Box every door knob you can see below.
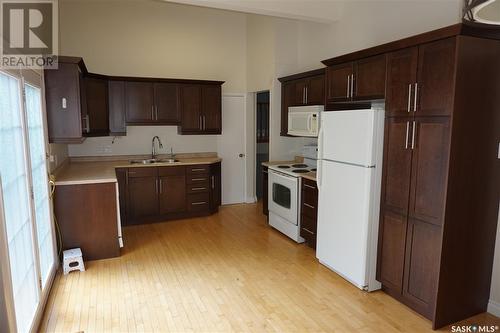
[239,153,245,157]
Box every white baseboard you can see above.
[488,299,500,317]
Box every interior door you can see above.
[180,84,201,133]
[216,95,246,204]
[202,85,221,133]
[125,81,154,123]
[325,63,353,103]
[385,47,418,117]
[154,82,180,124]
[416,38,456,116]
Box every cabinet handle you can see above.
[304,184,316,190]
[203,115,206,130]
[211,175,215,189]
[191,178,206,181]
[155,105,159,120]
[304,203,315,209]
[302,227,315,235]
[191,168,205,172]
[155,178,159,194]
[84,115,90,133]
[405,121,410,149]
[151,105,155,120]
[192,201,207,206]
[305,86,308,104]
[411,120,416,149]
[346,75,350,98]
[350,74,354,98]
[407,84,412,113]
[191,187,206,191]
[413,83,418,112]
[159,179,162,194]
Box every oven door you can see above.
[268,170,298,224]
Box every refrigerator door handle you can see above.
[317,125,324,191]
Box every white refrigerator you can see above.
[316,107,385,291]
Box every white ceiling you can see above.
[162,0,342,23]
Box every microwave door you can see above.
[288,112,317,137]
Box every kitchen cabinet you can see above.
[44,57,88,143]
[278,68,325,136]
[325,55,386,105]
[117,163,221,225]
[209,162,222,213]
[179,84,223,134]
[159,166,186,214]
[262,166,269,216]
[83,76,109,136]
[154,83,181,124]
[108,80,127,135]
[300,178,318,248]
[125,81,155,124]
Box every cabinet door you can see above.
[125,81,154,123]
[159,175,186,214]
[402,219,441,319]
[154,82,180,124]
[416,38,456,116]
[377,210,407,292]
[325,63,353,103]
[354,55,387,101]
[127,175,158,221]
[209,162,221,213]
[306,74,325,105]
[386,48,418,117]
[108,81,126,135]
[409,117,451,226]
[180,84,202,133]
[380,118,413,216]
[294,79,307,105]
[281,82,295,136]
[202,85,222,133]
[44,63,84,143]
[84,77,109,136]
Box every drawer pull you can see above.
[192,201,207,205]
[191,187,206,191]
[191,178,207,181]
[191,168,206,172]
[304,184,316,190]
[304,203,315,209]
[302,227,315,235]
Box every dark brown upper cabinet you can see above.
[386,38,456,117]
[44,57,88,143]
[83,76,109,137]
[154,83,180,124]
[179,84,222,134]
[278,68,325,136]
[108,80,127,135]
[325,55,386,105]
[125,81,155,124]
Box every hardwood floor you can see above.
[39,203,499,332]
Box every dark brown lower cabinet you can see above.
[117,163,221,225]
[54,183,120,260]
[300,178,318,248]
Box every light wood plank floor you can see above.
[39,203,499,332]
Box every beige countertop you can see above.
[54,153,222,186]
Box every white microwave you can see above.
[287,105,323,137]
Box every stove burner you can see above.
[291,164,308,168]
[277,165,291,169]
[292,169,309,173]
[311,168,317,171]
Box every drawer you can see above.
[158,166,185,177]
[301,214,317,233]
[187,193,210,212]
[127,167,157,178]
[302,178,318,193]
[300,226,316,248]
[187,174,210,184]
[302,201,317,219]
[302,187,318,207]
[187,181,210,194]
[186,164,210,175]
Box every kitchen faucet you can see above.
[151,136,163,159]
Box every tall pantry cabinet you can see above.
[377,34,500,328]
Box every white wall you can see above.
[489,210,500,316]
[60,0,247,157]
